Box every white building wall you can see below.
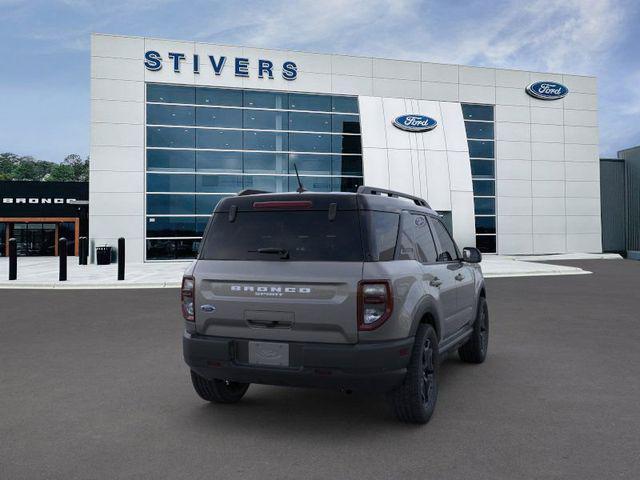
[90,33,601,260]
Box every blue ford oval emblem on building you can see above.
[392,114,438,132]
[525,81,569,100]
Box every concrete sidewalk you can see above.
[0,253,621,288]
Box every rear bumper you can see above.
[183,332,414,393]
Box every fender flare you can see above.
[409,295,444,340]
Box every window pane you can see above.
[476,235,496,253]
[196,129,242,149]
[461,104,494,121]
[147,84,194,104]
[364,211,399,261]
[200,211,364,262]
[332,115,361,134]
[471,160,495,178]
[196,194,228,214]
[146,217,197,237]
[332,134,362,154]
[465,121,494,139]
[196,87,242,106]
[331,176,362,192]
[475,216,496,234]
[413,215,438,263]
[147,104,194,125]
[288,153,331,175]
[243,131,288,151]
[146,173,195,192]
[147,150,195,171]
[147,127,195,148]
[289,93,332,112]
[468,140,494,158]
[146,194,195,215]
[196,218,210,236]
[289,133,331,153]
[243,90,288,109]
[332,96,359,114]
[244,152,287,173]
[196,175,242,193]
[332,155,363,176]
[196,107,242,128]
[288,112,331,132]
[430,218,459,261]
[290,176,331,192]
[474,197,496,215]
[243,109,288,130]
[473,179,495,196]
[196,151,242,172]
[243,175,287,192]
[147,239,200,260]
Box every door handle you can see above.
[429,277,442,287]
[455,273,465,281]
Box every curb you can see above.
[0,282,182,289]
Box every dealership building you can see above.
[90,33,601,262]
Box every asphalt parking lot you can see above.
[1,259,639,480]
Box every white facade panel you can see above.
[495,105,529,123]
[91,100,144,125]
[372,58,420,81]
[459,84,495,104]
[331,55,372,76]
[91,79,144,102]
[496,122,530,142]
[497,160,531,181]
[421,63,458,83]
[372,78,420,99]
[459,66,495,86]
[420,82,458,102]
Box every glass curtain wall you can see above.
[462,104,496,253]
[145,84,364,260]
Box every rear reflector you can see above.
[253,200,313,209]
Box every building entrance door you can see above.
[12,223,57,256]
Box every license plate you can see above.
[248,341,290,367]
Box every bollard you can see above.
[79,237,88,265]
[8,238,17,280]
[117,237,125,281]
[78,236,84,265]
[59,237,67,281]
[82,237,89,265]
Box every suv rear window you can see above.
[200,210,364,261]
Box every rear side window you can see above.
[413,215,438,263]
[363,211,399,261]
[429,218,459,262]
[200,210,363,261]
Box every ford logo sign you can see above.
[525,81,569,100]
[392,114,437,132]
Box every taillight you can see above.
[181,276,195,321]
[358,280,393,331]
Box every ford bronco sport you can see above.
[182,186,488,424]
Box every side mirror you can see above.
[462,247,482,264]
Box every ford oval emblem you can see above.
[525,81,569,100]
[392,114,437,132]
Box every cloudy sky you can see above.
[0,0,638,162]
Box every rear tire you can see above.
[387,324,438,424]
[190,370,250,404]
[458,296,489,364]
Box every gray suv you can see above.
[182,186,488,423]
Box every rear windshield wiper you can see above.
[250,247,290,260]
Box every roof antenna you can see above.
[293,163,306,193]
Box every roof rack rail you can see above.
[357,186,431,208]
[237,189,271,196]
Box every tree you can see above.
[0,152,89,181]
